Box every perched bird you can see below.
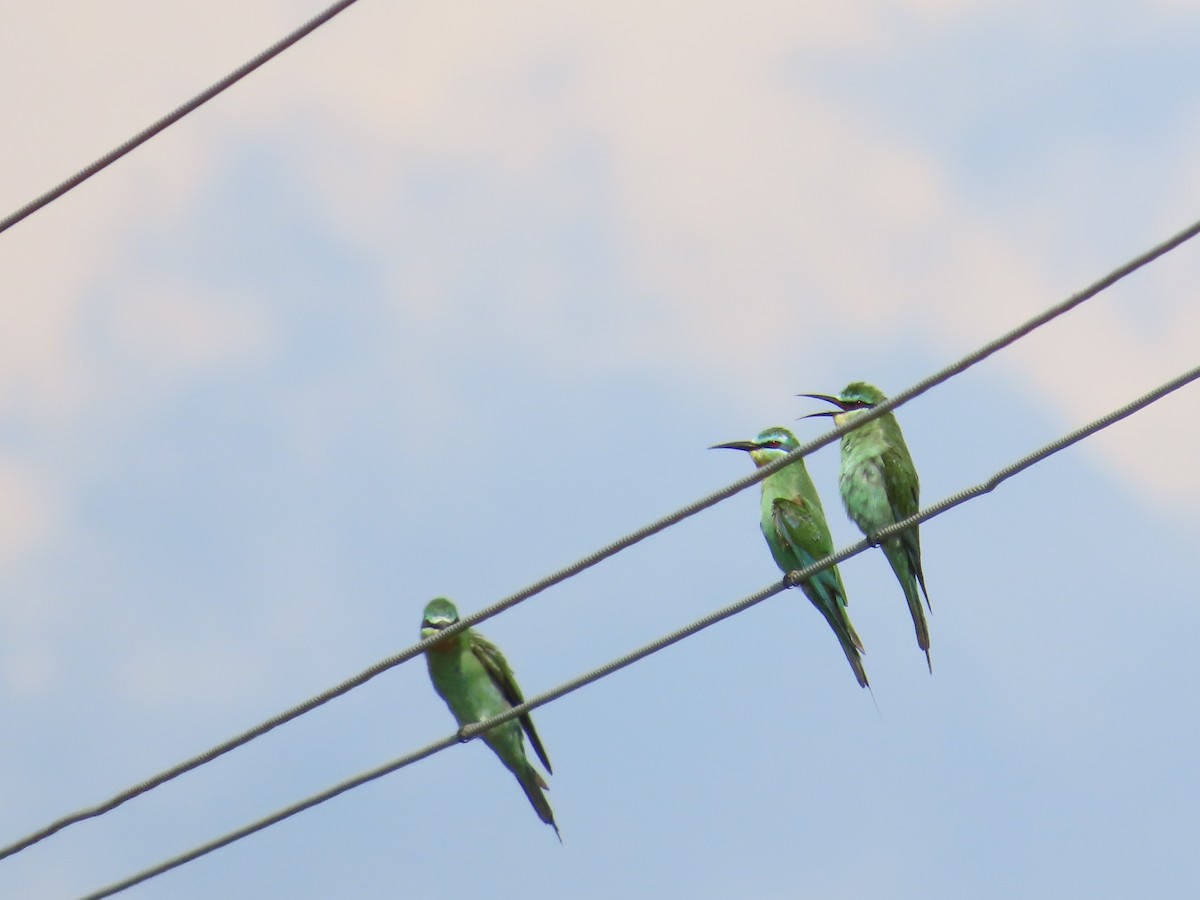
[801,382,931,670]
[420,597,559,839]
[711,427,868,689]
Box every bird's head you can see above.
[421,597,460,639]
[709,426,799,468]
[798,381,887,426]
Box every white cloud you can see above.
[0,0,1195,603]
[0,6,1196,895]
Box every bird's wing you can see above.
[771,497,845,609]
[879,446,928,598]
[880,446,919,519]
[470,634,553,775]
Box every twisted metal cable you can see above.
[0,0,363,235]
[2,220,1197,863]
[78,578,791,900]
[77,731,463,900]
[78,364,1200,899]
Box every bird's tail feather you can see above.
[884,539,932,672]
[803,582,870,689]
[827,605,870,689]
[908,535,932,612]
[517,764,560,841]
[838,627,870,689]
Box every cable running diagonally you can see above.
[78,364,1200,900]
[0,0,363,236]
[2,218,1197,863]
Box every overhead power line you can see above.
[0,0,363,236]
[78,363,1200,900]
[2,216,1198,864]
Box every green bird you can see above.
[711,427,868,689]
[801,382,931,670]
[420,597,559,839]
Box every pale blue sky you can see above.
[0,2,1198,897]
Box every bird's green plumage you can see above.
[712,427,868,688]
[420,598,559,838]
[805,382,931,669]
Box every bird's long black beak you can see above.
[797,392,850,419]
[797,392,849,408]
[709,440,759,452]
